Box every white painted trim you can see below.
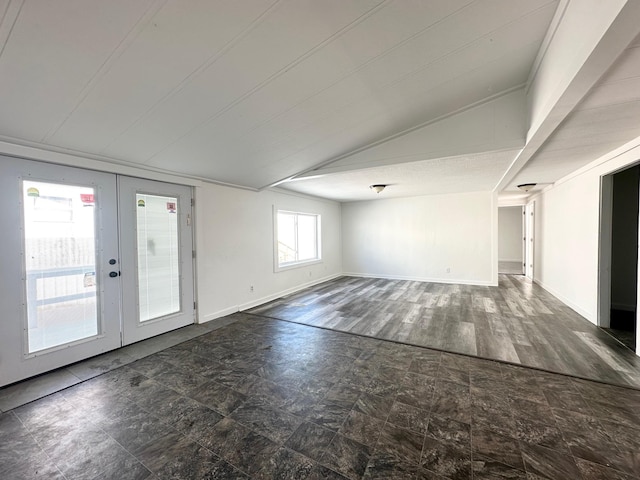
[0,138,206,187]
[270,186,341,206]
[239,273,341,311]
[0,137,266,192]
[199,306,240,324]
[598,174,613,328]
[198,273,342,323]
[529,136,640,202]
[525,0,570,95]
[343,272,497,287]
[533,278,595,324]
[497,200,527,207]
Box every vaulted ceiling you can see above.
[1,0,639,202]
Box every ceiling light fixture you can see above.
[370,184,386,193]
[517,183,537,192]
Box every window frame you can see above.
[274,208,322,272]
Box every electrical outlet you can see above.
[446,267,451,273]
[250,285,254,292]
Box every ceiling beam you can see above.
[495,0,640,192]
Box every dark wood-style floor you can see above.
[249,275,640,388]
[3,314,640,479]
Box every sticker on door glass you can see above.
[27,187,40,197]
[80,193,95,206]
[166,202,176,213]
[83,271,96,287]
[137,199,145,207]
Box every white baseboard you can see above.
[199,306,239,324]
[198,273,342,323]
[239,273,342,311]
[533,278,595,324]
[343,272,497,287]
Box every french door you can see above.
[118,176,194,345]
[0,158,194,387]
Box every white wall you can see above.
[342,191,497,286]
[533,138,640,323]
[195,184,342,322]
[498,206,523,262]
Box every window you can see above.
[275,210,321,269]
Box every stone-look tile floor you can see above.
[2,313,640,480]
[0,317,238,413]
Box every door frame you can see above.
[118,176,195,345]
[524,201,535,280]
[598,167,640,355]
[0,157,197,386]
[0,157,122,387]
[598,174,614,329]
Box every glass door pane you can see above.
[1,157,121,387]
[136,193,181,322]
[118,176,194,346]
[23,180,99,353]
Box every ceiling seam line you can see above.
[266,85,526,188]
[232,0,480,140]
[39,0,171,144]
[161,0,551,160]
[0,0,24,62]
[570,98,640,114]
[366,2,561,102]
[302,146,527,178]
[255,51,531,188]
[238,33,538,163]
[236,3,559,160]
[142,0,396,164]
[98,0,284,159]
[0,135,259,190]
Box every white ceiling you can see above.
[0,0,638,202]
[509,33,640,190]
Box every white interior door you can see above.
[0,158,121,387]
[118,176,194,345]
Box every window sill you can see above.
[275,258,323,273]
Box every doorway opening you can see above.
[599,164,639,352]
[498,206,525,275]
